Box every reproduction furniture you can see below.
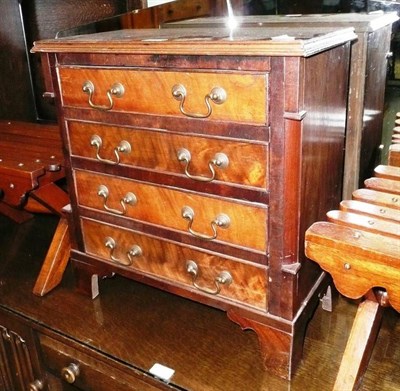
[164,13,399,198]
[32,24,356,379]
[305,150,400,390]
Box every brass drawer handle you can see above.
[177,148,229,182]
[181,206,230,241]
[61,363,80,384]
[97,185,137,215]
[186,260,233,295]
[90,134,131,165]
[104,237,142,266]
[172,84,227,119]
[82,80,125,111]
[28,380,44,391]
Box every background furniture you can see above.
[0,0,237,122]
[305,147,400,390]
[0,120,67,223]
[0,120,71,297]
[163,13,398,198]
[0,0,132,122]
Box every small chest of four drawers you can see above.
[33,26,356,379]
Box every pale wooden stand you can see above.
[305,150,400,390]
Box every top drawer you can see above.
[58,67,267,125]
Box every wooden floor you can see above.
[0,212,399,390]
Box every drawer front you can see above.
[74,170,268,252]
[58,67,267,124]
[39,334,166,391]
[68,121,268,189]
[81,218,268,309]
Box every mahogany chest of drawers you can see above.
[32,25,356,379]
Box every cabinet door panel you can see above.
[0,310,47,391]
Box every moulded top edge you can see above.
[31,26,357,57]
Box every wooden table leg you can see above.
[33,216,71,296]
[333,299,384,391]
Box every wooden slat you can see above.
[327,210,400,238]
[340,200,400,223]
[352,189,400,210]
[374,165,400,181]
[364,177,400,195]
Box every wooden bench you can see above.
[305,162,400,390]
[0,120,70,296]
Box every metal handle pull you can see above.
[104,237,142,266]
[177,148,229,182]
[29,380,44,391]
[186,260,232,295]
[82,80,125,111]
[90,134,131,165]
[172,84,227,119]
[97,185,137,215]
[61,363,80,384]
[181,206,230,241]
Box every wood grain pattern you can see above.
[74,170,268,252]
[59,67,267,124]
[81,218,268,309]
[67,121,268,189]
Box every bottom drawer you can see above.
[39,334,171,391]
[81,218,268,310]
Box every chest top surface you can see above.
[32,25,356,57]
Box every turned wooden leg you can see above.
[33,217,71,296]
[333,299,384,391]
